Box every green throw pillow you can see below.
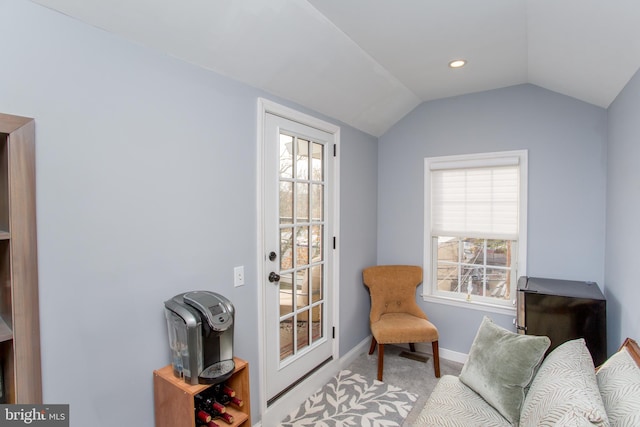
[459,316,551,424]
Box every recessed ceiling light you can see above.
[448,59,467,69]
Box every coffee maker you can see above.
[164,291,235,385]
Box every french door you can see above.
[262,107,337,403]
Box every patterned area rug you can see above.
[280,370,417,427]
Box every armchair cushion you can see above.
[459,316,550,424]
[370,313,438,344]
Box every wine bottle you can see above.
[214,392,230,406]
[229,396,244,408]
[214,412,234,425]
[221,385,236,398]
[200,406,234,425]
[195,419,220,427]
[210,383,238,406]
[195,393,226,414]
[210,383,236,397]
[194,409,212,424]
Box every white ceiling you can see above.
[30,0,640,137]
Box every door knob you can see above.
[268,272,281,283]
[269,251,277,261]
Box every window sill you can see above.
[421,294,516,316]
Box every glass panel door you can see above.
[263,109,335,404]
[278,134,325,361]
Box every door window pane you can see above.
[279,135,293,179]
[280,317,293,360]
[279,272,294,316]
[296,310,309,352]
[280,228,293,270]
[296,183,309,222]
[295,227,309,267]
[311,304,323,343]
[296,269,309,308]
[311,265,322,303]
[280,182,293,224]
[311,142,323,181]
[311,225,323,261]
[296,139,309,180]
[311,184,323,221]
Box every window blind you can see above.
[431,165,519,240]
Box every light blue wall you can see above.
[0,0,375,425]
[378,84,608,354]
[338,126,378,352]
[605,68,640,351]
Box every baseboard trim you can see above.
[390,341,469,364]
[440,347,468,364]
[339,336,372,369]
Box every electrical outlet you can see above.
[234,266,245,287]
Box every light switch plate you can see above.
[234,266,245,287]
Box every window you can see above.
[423,150,527,312]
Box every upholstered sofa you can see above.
[413,317,640,426]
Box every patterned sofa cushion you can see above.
[520,339,609,427]
[596,346,640,426]
[414,375,511,426]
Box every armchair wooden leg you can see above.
[432,340,441,378]
[377,343,384,381]
[368,337,377,355]
[409,343,416,352]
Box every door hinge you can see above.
[333,144,337,157]
[332,327,335,339]
[333,236,336,249]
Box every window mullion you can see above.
[483,239,487,297]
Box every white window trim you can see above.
[423,150,528,314]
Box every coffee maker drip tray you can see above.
[199,359,236,384]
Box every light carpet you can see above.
[279,369,418,427]
[333,344,463,426]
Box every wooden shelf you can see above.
[0,316,12,342]
[0,113,41,403]
[154,357,251,427]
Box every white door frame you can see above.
[256,98,341,425]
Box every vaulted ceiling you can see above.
[30,0,640,136]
